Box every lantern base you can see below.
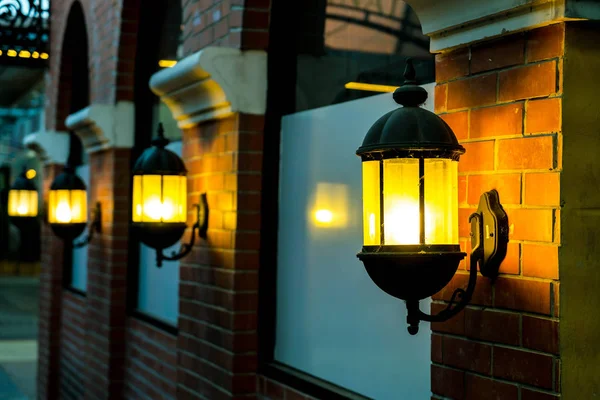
[50,222,87,242]
[131,222,187,250]
[9,216,38,231]
[357,245,466,301]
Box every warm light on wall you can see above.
[159,60,177,68]
[345,82,398,93]
[311,182,349,228]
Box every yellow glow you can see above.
[314,209,333,223]
[345,82,398,93]
[311,182,349,228]
[132,175,187,223]
[362,158,459,246]
[159,59,178,68]
[40,53,49,59]
[48,190,87,224]
[25,169,36,179]
[18,50,31,58]
[0,50,3,56]
[32,51,39,59]
[7,190,38,217]
[362,161,380,244]
[7,50,17,57]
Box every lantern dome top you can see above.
[133,123,186,176]
[11,168,36,191]
[50,166,86,191]
[356,59,465,160]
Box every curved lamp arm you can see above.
[73,202,102,248]
[156,194,209,267]
[405,189,509,335]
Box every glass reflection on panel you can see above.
[310,182,350,228]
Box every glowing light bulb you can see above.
[144,197,175,221]
[17,205,28,215]
[369,213,376,241]
[55,201,72,223]
[315,209,333,224]
[25,169,36,179]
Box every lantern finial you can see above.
[393,58,428,107]
[152,122,170,148]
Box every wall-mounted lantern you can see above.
[48,133,101,247]
[131,123,208,267]
[8,167,39,230]
[356,59,509,335]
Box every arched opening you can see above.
[56,1,90,130]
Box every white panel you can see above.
[137,140,182,326]
[276,84,435,400]
[71,164,90,292]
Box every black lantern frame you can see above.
[131,123,208,267]
[356,59,509,334]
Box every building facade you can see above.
[23,0,600,399]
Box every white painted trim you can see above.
[149,47,267,128]
[23,130,69,165]
[65,101,135,153]
[407,0,598,52]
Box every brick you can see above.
[470,103,523,138]
[242,30,269,50]
[507,208,554,242]
[494,277,551,315]
[464,308,520,345]
[554,359,561,392]
[526,98,561,134]
[522,244,558,279]
[459,141,495,173]
[499,242,520,275]
[471,35,525,74]
[443,336,491,374]
[553,282,559,318]
[524,173,560,206]
[465,374,518,400]
[493,347,553,389]
[434,84,447,113]
[467,174,521,205]
[447,74,497,110]
[435,49,470,82]
[432,334,443,363]
[431,303,465,335]
[499,61,557,102]
[242,10,270,30]
[286,388,308,400]
[441,111,468,140]
[433,273,492,306]
[527,23,565,63]
[523,315,559,354]
[431,365,464,399]
[459,176,467,205]
[497,136,554,170]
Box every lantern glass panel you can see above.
[362,161,380,245]
[48,189,87,224]
[383,158,420,245]
[132,175,187,223]
[424,159,459,245]
[8,190,38,217]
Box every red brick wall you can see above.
[38,163,66,400]
[431,23,564,400]
[124,318,177,399]
[182,0,270,55]
[60,292,87,398]
[176,113,262,399]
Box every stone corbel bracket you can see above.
[149,47,267,129]
[65,101,134,153]
[410,0,600,52]
[23,130,69,165]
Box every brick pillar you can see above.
[82,148,131,400]
[176,113,262,399]
[431,23,563,399]
[38,163,67,400]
